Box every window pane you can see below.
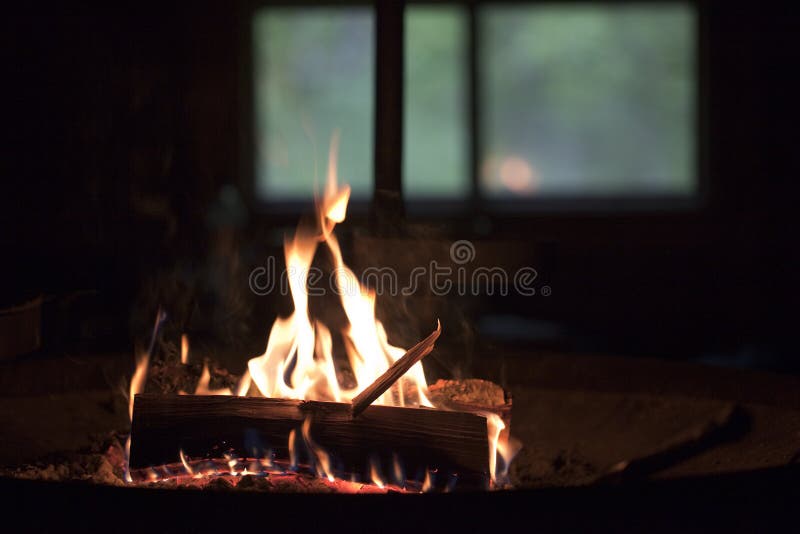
[480,4,695,199]
[253,8,374,201]
[404,6,469,200]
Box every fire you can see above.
[301,416,335,482]
[369,456,385,489]
[128,352,149,421]
[247,134,432,408]
[421,469,433,493]
[486,413,504,484]
[288,429,298,469]
[194,362,233,396]
[235,370,251,396]
[180,333,189,364]
[125,309,166,482]
[124,135,520,490]
[179,449,195,476]
[225,454,238,475]
[485,413,522,487]
[392,453,404,487]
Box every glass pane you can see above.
[480,4,695,199]
[253,8,374,201]
[404,6,469,200]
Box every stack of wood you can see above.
[130,326,513,491]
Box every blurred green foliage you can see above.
[253,8,373,201]
[404,7,469,199]
[481,4,695,197]
[253,4,695,202]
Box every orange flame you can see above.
[129,352,149,421]
[302,416,335,482]
[194,362,233,396]
[421,469,433,493]
[235,370,252,396]
[392,453,404,487]
[181,334,189,365]
[369,456,385,489]
[485,413,522,487]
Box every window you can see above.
[404,6,469,200]
[480,4,695,199]
[252,3,697,208]
[252,8,374,202]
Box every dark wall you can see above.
[1,2,245,350]
[1,1,797,367]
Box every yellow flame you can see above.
[484,413,521,486]
[129,352,149,421]
[180,334,189,365]
[247,132,434,409]
[486,413,504,484]
[235,370,251,397]
[194,362,233,395]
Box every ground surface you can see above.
[1,347,798,488]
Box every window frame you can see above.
[242,0,707,223]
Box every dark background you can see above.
[1,1,797,374]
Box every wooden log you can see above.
[428,378,514,450]
[351,321,441,417]
[130,394,490,488]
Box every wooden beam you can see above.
[130,394,489,488]
[372,0,405,228]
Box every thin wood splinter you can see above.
[351,320,442,417]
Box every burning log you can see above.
[123,140,520,490]
[129,394,490,488]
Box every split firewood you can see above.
[428,378,513,445]
[351,321,441,416]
